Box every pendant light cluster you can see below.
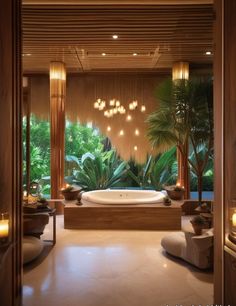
[94,98,146,119]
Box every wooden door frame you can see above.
[0,0,227,304]
[0,0,22,305]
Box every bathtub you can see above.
[81,189,165,205]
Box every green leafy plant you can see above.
[127,147,177,190]
[73,150,128,191]
[147,77,213,204]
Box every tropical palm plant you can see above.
[73,150,128,191]
[147,77,213,204]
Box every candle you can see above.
[232,213,236,227]
[0,219,9,238]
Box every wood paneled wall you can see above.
[28,72,170,163]
[0,0,22,305]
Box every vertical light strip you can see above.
[172,62,189,80]
[50,61,66,200]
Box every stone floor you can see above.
[23,216,213,306]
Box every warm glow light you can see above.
[112,34,118,39]
[133,53,137,56]
[205,51,212,55]
[50,62,66,81]
[232,213,236,227]
[119,130,124,136]
[107,126,111,132]
[172,62,189,80]
[0,215,9,239]
[176,182,181,187]
[135,129,140,136]
[102,53,106,56]
[110,99,115,106]
[134,146,138,151]
[141,105,146,112]
[126,114,132,121]
[94,102,99,109]
[116,101,120,107]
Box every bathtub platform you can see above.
[64,201,183,230]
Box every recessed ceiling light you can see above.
[107,126,111,132]
[205,51,212,55]
[112,34,118,39]
[22,53,32,57]
[133,53,137,56]
[102,53,106,56]
[134,146,138,151]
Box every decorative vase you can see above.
[61,187,81,201]
[191,222,204,235]
[166,189,184,200]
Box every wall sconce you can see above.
[172,62,189,81]
[229,208,236,244]
[0,213,9,246]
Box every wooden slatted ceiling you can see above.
[22,4,213,73]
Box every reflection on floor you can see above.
[23,216,213,306]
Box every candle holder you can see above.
[0,213,9,247]
[228,208,236,244]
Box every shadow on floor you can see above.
[23,243,54,273]
[161,250,213,283]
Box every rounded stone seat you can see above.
[161,232,186,258]
[23,236,44,264]
[161,229,214,269]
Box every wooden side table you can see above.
[43,208,56,246]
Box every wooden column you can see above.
[23,77,31,194]
[172,62,190,199]
[214,0,236,304]
[50,62,66,200]
[0,0,22,305]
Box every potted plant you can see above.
[190,215,207,235]
[61,185,82,201]
[164,184,185,200]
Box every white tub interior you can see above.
[81,189,166,205]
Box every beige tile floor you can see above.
[23,216,213,306]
